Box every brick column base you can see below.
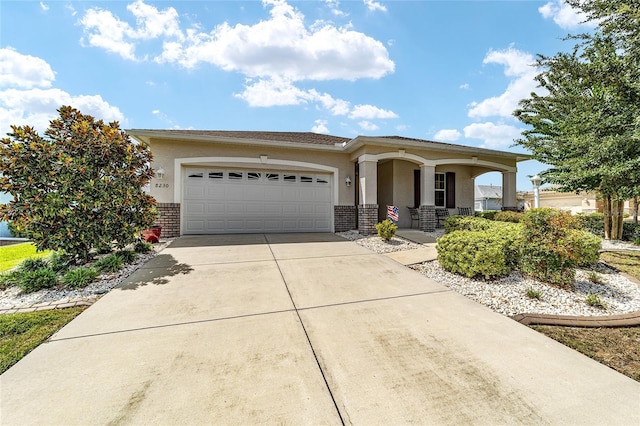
[358,204,379,234]
[419,205,436,232]
[334,205,357,232]
[155,203,180,238]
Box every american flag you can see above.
[387,205,399,222]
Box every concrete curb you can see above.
[511,310,640,327]
[0,300,93,315]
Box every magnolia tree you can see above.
[0,106,157,262]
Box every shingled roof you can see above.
[128,129,351,146]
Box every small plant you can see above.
[17,258,49,273]
[48,252,70,274]
[93,254,123,273]
[634,237,640,246]
[63,267,98,289]
[587,271,603,285]
[134,240,153,254]
[18,268,58,293]
[526,287,543,300]
[585,292,606,309]
[375,219,398,241]
[116,250,137,263]
[0,271,21,290]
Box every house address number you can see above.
[155,183,170,188]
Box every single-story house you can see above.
[474,185,526,212]
[127,130,530,237]
[522,187,633,215]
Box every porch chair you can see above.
[457,207,473,216]
[407,207,419,229]
[435,208,449,228]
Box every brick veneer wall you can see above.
[155,203,180,238]
[334,205,357,232]
[419,205,436,232]
[358,204,379,234]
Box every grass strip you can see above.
[600,250,640,281]
[0,307,86,374]
[0,243,52,273]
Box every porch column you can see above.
[420,164,436,232]
[502,171,517,210]
[358,159,379,234]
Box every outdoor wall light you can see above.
[530,174,542,208]
[156,167,165,180]
[345,176,352,187]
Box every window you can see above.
[247,172,261,181]
[317,177,329,184]
[208,171,223,180]
[228,171,243,180]
[283,174,296,183]
[188,172,203,179]
[300,175,313,183]
[266,173,279,181]
[435,173,445,207]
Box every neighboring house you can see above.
[522,188,632,215]
[127,130,530,236]
[474,185,504,212]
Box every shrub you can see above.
[375,219,398,241]
[577,213,604,237]
[94,254,123,273]
[519,208,583,287]
[437,230,519,279]
[63,267,98,289]
[474,211,496,220]
[17,258,49,273]
[623,222,640,242]
[568,229,601,266]
[48,252,70,274]
[134,240,153,254]
[445,216,494,233]
[585,292,606,309]
[0,271,21,290]
[18,268,58,293]
[116,250,137,263]
[494,211,523,223]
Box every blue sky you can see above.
[0,0,595,190]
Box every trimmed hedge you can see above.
[493,211,523,223]
[437,230,520,279]
[474,211,496,220]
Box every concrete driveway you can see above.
[2,233,639,425]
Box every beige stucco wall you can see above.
[149,139,356,205]
[523,191,632,214]
[435,165,475,213]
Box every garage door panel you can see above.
[184,169,332,234]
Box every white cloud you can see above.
[434,129,461,142]
[66,4,77,16]
[79,0,183,60]
[324,0,347,17]
[463,122,523,149]
[0,49,124,134]
[539,1,595,30]
[311,119,329,133]
[363,0,387,13]
[459,83,470,90]
[468,47,540,119]
[39,2,49,12]
[358,120,379,131]
[349,104,398,120]
[0,47,55,89]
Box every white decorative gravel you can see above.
[0,240,173,310]
[339,231,640,317]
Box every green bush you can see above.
[375,219,398,241]
[474,210,496,220]
[577,213,604,237]
[0,271,20,290]
[134,240,153,254]
[17,258,49,273]
[63,267,98,289]
[48,252,70,274]
[437,230,520,279]
[94,254,123,273]
[115,250,137,263]
[494,211,524,223]
[623,222,640,242]
[519,208,583,287]
[568,229,601,266]
[445,216,494,233]
[18,268,58,293]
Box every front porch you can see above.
[355,152,519,233]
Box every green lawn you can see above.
[0,307,86,374]
[0,243,52,273]
[600,250,640,281]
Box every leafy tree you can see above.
[514,2,640,240]
[0,106,157,262]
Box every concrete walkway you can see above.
[1,233,639,425]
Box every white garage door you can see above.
[183,168,333,234]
